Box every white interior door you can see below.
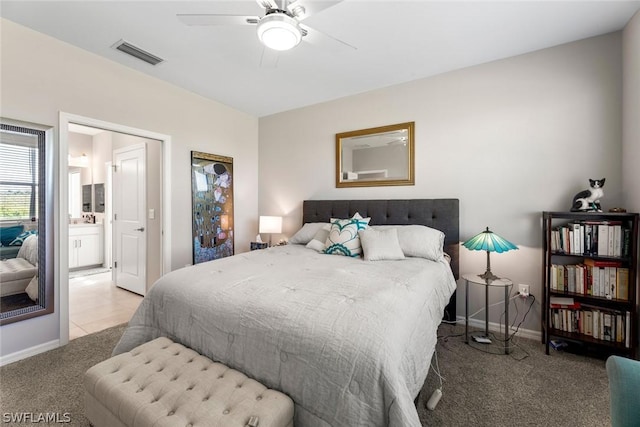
[105,161,112,270]
[113,145,146,295]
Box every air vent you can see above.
[112,39,164,66]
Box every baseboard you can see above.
[445,316,542,341]
[0,339,60,367]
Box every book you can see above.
[616,314,623,343]
[586,265,593,295]
[617,268,629,301]
[593,310,600,340]
[608,227,615,257]
[603,313,612,341]
[583,223,595,255]
[613,225,622,257]
[584,258,623,268]
[577,264,586,294]
[599,267,607,297]
[550,339,568,350]
[567,265,576,293]
[550,296,581,309]
[591,266,601,297]
[589,223,599,255]
[562,227,571,253]
[622,228,631,258]
[608,267,617,300]
[598,224,609,256]
[572,223,581,254]
[557,265,565,292]
[625,311,631,348]
[584,311,593,336]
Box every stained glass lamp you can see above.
[462,227,518,281]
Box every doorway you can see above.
[59,113,172,344]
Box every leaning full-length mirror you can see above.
[336,122,415,188]
[0,120,54,325]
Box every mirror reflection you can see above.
[336,122,415,188]
[0,120,53,323]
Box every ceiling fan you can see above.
[177,0,353,52]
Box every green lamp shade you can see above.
[463,227,517,281]
[463,227,518,253]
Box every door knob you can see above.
[135,227,145,232]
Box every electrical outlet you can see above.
[518,284,530,297]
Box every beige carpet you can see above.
[0,324,126,426]
[418,324,611,426]
[0,323,612,426]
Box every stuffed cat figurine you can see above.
[571,178,605,212]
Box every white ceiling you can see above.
[2,1,639,117]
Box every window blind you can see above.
[0,142,38,220]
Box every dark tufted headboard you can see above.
[303,199,459,321]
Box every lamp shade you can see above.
[259,216,282,234]
[463,227,517,281]
[463,227,518,253]
[257,13,302,51]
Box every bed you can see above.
[113,199,459,427]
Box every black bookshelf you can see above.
[542,211,639,359]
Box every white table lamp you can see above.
[259,216,282,247]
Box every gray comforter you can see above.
[113,245,456,426]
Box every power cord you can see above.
[426,348,444,410]
[464,281,535,357]
[494,293,536,342]
[438,331,465,341]
[489,293,535,359]
[467,294,520,320]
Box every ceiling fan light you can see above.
[257,13,302,51]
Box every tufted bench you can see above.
[0,257,36,297]
[84,337,294,427]
[0,234,38,297]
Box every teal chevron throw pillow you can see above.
[324,217,371,257]
[9,229,38,246]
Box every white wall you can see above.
[68,132,93,188]
[623,12,640,213]
[0,19,258,359]
[622,11,640,337]
[259,33,624,333]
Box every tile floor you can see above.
[69,271,143,340]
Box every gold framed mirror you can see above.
[336,122,415,188]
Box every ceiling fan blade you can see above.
[256,0,279,10]
[177,14,259,26]
[290,0,344,21]
[259,46,280,68]
[302,24,357,51]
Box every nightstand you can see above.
[463,273,513,354]
[250,242,268,251]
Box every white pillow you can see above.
[358,227,405,261]
[17,234,38,266]
[305,224,331,252]
[372,225,444,261]
[289,222,328,245]
[324,217,371,257]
